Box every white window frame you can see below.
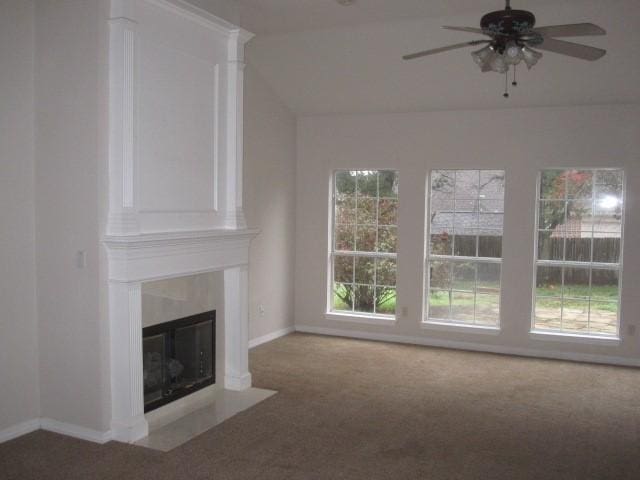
[327,170,398,321]
[531,168,625,339]
[424,170,505,329]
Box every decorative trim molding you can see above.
[295,325,640,368]
[40,418,112,444]
[143,0,245,36]
[249,326,295,349]
[0,418,40,444]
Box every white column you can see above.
[107,2,140,235]
[109,281,148,442]
[224,30,254,229]
[224,266,252,390]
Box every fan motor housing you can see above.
[480,9,536,37]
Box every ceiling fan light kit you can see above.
[403,0,607,97]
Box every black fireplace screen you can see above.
[142,310,215,412]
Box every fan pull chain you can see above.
[503,71,509,98]
[512,64,518,87]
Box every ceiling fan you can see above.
[403,0,607,97]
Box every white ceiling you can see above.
[235,0,588,35]
[244,0,640,114]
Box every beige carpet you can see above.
[2,333,639,479]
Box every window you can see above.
[425,170,505,327]
[330,170,398,317]
[533,169,624,337]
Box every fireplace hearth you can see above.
[142,311,216,412]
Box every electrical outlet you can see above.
[259,304,265,317]
[76,250,87,269]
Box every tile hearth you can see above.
[136,388,276,452]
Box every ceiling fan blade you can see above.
[443,26,486,35]
[403,40,489,60]
[534,23,606,38]
[533,37,606,61]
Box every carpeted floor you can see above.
[1,333,639,479]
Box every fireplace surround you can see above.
[104,0,256,443]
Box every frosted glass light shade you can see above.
[522,46,543,69]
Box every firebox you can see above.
[142,311,216,412]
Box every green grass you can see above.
[429,286,617,312]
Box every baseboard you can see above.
[249,326,295,349]
[40,418,112,444]
[294,325,640,368]
[0,418,41,444]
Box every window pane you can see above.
[354,285,375,313]
[566,170,593,199]
[565,237,592,262]
[561,299,590,332]
[354,257,375,285]
[426,170,504,326]
[333,283,353,311]
[334,255,354,283]
[331,170,398,316]
[378,227,397,253]
[429,261,452,290]
[378,199,398,225]
[477,263,500,294]
[451,291,475,322]
[431,171,455,195]
[335,195,356,224]
[454,232,477,257]
[376,287,396,315]
[478,232,502,258]
[539,201,565,230]
[357,171,378,197]
[429,290,450,319]
[455,170,479,198]
[475,294,500,326]
[536,266,562,297]
[563,268,590,299]
[357,198,376,225]
[378,171,398,198]
[540,170,566,199]
[479,171,505,199]
[533,169,624,336]
[355,226,376,252]
[538,231,563,261]
[335,171,356,195]
[430,232,452,256]
[335,225,355,251]
[535,296,562,330]
[589,302,618,335]
[590,269,618,301]
[453,262,475,292]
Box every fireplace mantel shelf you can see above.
[104,228,260,250]
[104,229,259,284]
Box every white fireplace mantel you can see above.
[104,0,256,443]
[105,229,258,443]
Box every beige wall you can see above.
[35,0,109,432]
[295,104,640,363]
[0,0,40,432]
[244,62,297,341]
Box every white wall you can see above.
[295,104,640,364]
[0,0,40,434]
[35,0,109,433]
[244,63,297,341]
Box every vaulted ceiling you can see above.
[193,0,640,115]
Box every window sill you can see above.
[529,330,621,346]
[422,320,501,335]
[325,311,397,326]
